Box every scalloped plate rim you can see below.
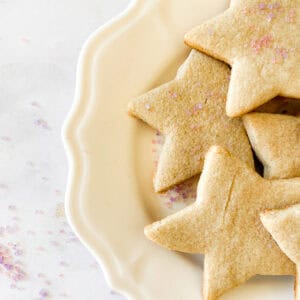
[62,1,145,299]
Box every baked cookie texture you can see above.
[128,50,254,192]
[243,113,300,179]
[145,146,300,300]
[261,204,300,300]
[185,0,300,117]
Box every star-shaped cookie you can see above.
[243,113,300,179]
[185,0,300,117]
[128,50,254,192]
[261,204,300,300]
[145,146,300,300]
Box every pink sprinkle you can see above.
[169,197,176,202]
[188,102,203,116]
[186,103,204,118]
[281,50,288,59]
[55,189,62,196]
[261,35,273,47]
[68,237,79,243]
[5,225,18,234]
[31,101,40,108]
[145,103,151,110]
[39,288,49,298]
[194,103,203,110]
[174,186,182,193]
[1,136,11,142]
[258,3,266,10]
[168,91,178,98]
[50,240,59,247]
[276,47,289,61]
[59,261,69,267]
[34,119,50,130]
[12,271,26,281]
[250,34,273,53]
[110,290,120,295]
[267,12,275,22]
[14,250,22,256]
[20,37,30,44]
[4,264,13,270]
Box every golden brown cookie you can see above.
[185,0,300,117]
[145,146,300,300]
[128,50,254,192]
[261,204,300,300]
[243,113,300,179]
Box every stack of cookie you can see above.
[128,1,300,299]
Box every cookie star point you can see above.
[260,204,300,264]
[185,0,300,116]
[128,51,254,192]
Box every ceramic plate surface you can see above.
[63,0,294,299]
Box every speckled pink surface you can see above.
[0,0,128,299]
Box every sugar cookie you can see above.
[185,0,300,117]
[145,146,299,300]
[128,51,253,192]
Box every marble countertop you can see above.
[0,0,128,299]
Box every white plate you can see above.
[62,0,294,299]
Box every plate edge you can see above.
[62,1,148,299]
